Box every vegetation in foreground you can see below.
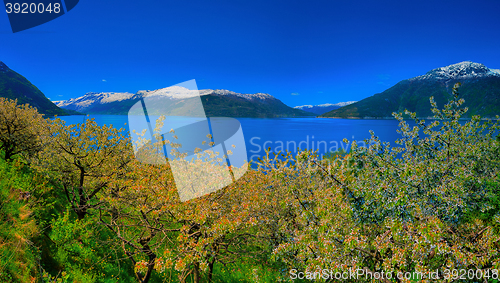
[0,83,499,282]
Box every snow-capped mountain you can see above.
[200,89,275,101]
[294,101,357,115]
[55,92,135,112]
[321,61,500,118]
[55,87,279,113]
[55,86,312,118]
[411,61,500,81]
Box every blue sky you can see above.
[1,0,500,107]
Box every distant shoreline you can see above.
[318,116,499,120]
[53,113,500,121]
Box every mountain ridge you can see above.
[294,101,357,115]
[0,61,68,116]
[55,87,314,118]
[320,61,500,119]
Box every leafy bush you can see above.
[46,210,136,283]
[0,97,47,161]
[264,83,500,282]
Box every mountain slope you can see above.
[56,88,314,118]
[320,62,500,118]
[294,101,357,115]
[0,61,67,116]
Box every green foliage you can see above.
[348,83,499,224]
[322,149,348,162]
[46,210,136,282]
[266,83,500,282]
[463,173,500,224]
[210,260,286,283]
[0,158,39,282]
[2,81,500,283]
[34,117,131,220]
[0,97,48,161]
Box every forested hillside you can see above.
[321,62,500,118]
[0,61,68,116]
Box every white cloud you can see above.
[102,79,107,82]
[291,92,300,96]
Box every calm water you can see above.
[57,115,411,162]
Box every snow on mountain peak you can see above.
[201,89,275,101]
[295,105,313,109]
[411,61,500,81]
[330,101,357,107]
[55,91,135,111]
[294,101,357,109]
[134,87,275,101]
[137,86,201,99]
[55,86,277,112]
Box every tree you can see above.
[266,83,500,282]
[100,159,273,283]
[35,117,132,220]
[0,97,47,161]
[99,117,271,283]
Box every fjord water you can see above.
[57,115,409,162]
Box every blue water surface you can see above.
[56,115,411,162]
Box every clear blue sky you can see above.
[1,0,500,107]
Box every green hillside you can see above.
[321,62,500,118]
[200,94,313,118]
[320,80,451,118]
[0,61,67,116]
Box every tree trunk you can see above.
[76,202,87,220]
[76,167,88,219]
[138,239,156,283]
[208,259,215,282]
[193,262,200,283]
[76,208,86,220]
[4,146,13,161]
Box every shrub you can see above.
[0,98,47,161]
[266,83,500,282]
